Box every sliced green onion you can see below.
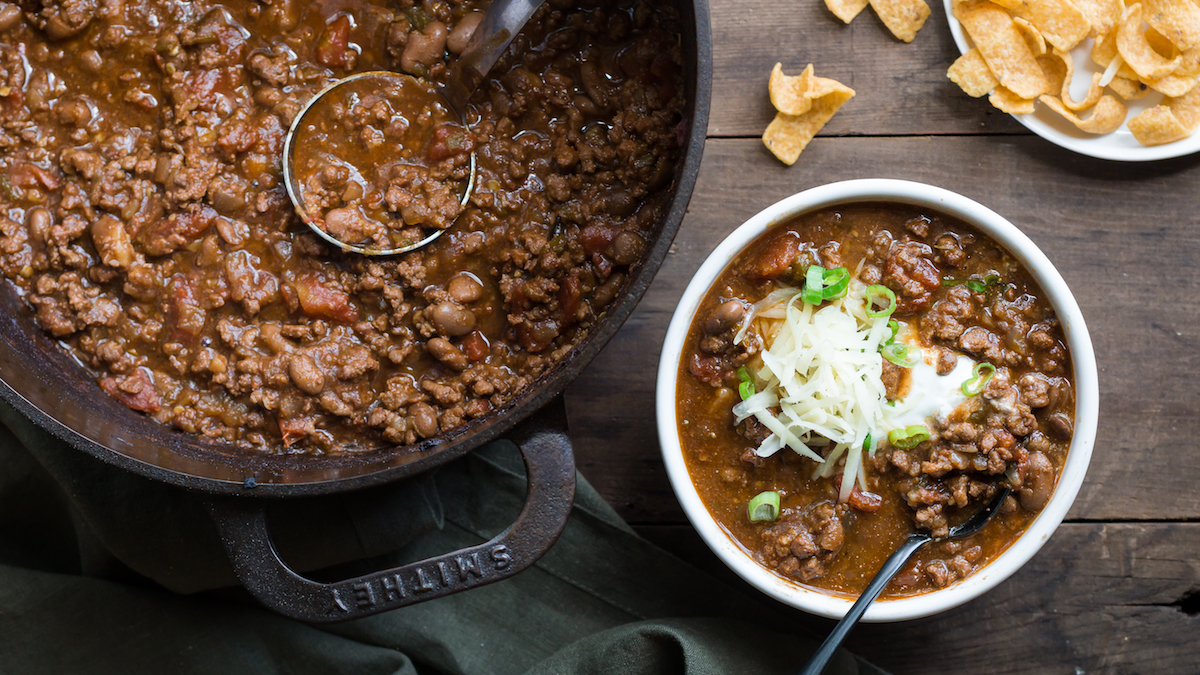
[801,266,852,305]
[881,342,919,368]
[888,424,930,449]
[946,274,1002,294]
[865,285,897,318]
[820,267,850,300]
[863,433,872,452]
[961,362,996,396]
[736,366,755,401]
[747,491,781,522]
[885,319,899,345]
[802,265,825,305]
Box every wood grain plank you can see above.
[565,136,1200,524]
[848,522,1200,674]
[707,0,1027,136]
[635,522,1200,675]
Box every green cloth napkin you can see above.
[0,400,885,675]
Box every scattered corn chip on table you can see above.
[564,0,1200,672]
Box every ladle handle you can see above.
[442,0,548,116]
[798,532,933,675]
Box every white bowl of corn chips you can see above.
[945,0,1200,160]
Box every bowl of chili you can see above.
[656,179,1098,621]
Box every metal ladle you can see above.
[797,485,1013,675]
[282,0,547,256]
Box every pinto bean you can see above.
[1019,451,1055,511]
[288,353,326,395]
[0,4,21,32]
[91,215,134,268]
[410,402,439,439]
[572,94,599,116]
[44,8,93,40]
[26,206,53,244]
[703,299,745,335]
[609,230,645,265]
[447,273,483,303]
[592,272,625,309]
[579,57,608,109]
[604,189,637,217]
[428,300,475,336]
[446,11,483,54]
[79,49,103,72]
[1046,412,1073,440]
[427,336,467,371]
[401,21,447,74]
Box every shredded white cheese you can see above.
[731,281,973,503]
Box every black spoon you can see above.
[798,485,1012,675]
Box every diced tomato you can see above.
[752,233,803,281]
[462,330,489,361]
[848,486,883,513]
[99,368,161,413]
[591,252,613,278]
[508,282,531,313]
[689,353,724,386]
[316,15,352,68]
[8,163,60,190]
[427,125,475,162]
[517,319,558,353]
[167,274,207,343]
[181,68,224,112]
[557,272,581,325]
[279,415,316,447]
[292,272,358,323]
[139,205,217,256]
[579,223,619,254]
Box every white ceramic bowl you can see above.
[656,179,1098,622]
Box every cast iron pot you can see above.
[0,1,712,623]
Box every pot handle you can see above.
[205,399,576,623]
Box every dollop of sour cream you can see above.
[883,330,975,430]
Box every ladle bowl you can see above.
[282,0,546,255]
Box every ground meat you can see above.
[922,285,976,341]
[738,416,772,445]
[759,502,847,581]
[0,0,687,453]
[904,215,930,239]
[34,0,98,40]
[934,345,958,374]
[882,241,942,313]
[933,232,969,268]
[881,357,906,400]
[1018,372,1051,407]
[958,326,1006,362]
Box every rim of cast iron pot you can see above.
[0,0,713,497]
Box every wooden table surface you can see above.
[562,1,1200,673]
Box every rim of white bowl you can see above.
[656,179,1098,622]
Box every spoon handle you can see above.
[797,533,932,675]
[443,0,548,116]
